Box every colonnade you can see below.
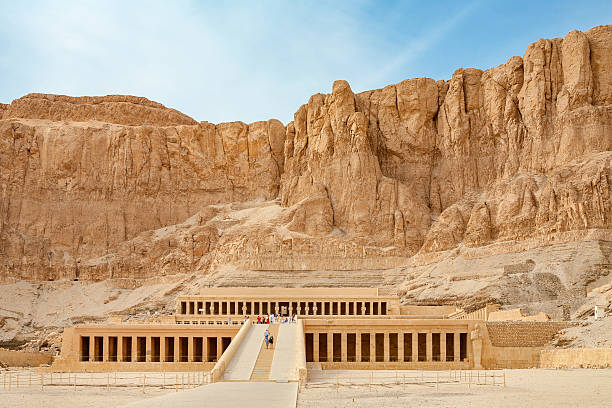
[179,299,389,317]
[79,334,232,364]
[305,330,469,364]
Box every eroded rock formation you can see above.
[0,25,610,300]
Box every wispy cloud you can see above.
[369,1,480,86]
[0,0,609,124]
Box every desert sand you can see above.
[298,368,612,407]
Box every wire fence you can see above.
[0,370,210,393]
[307,369,507,391]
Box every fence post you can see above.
[7,373,10,392]
[163,372,165,389]
[107,373,109,392]
[40,373,43,392]
[175,374,178,392]
[436,372,439,390]
[503,372,506,387]
[74,374,76,391]
[142,374,146,394]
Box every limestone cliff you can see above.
[0,25,610,309]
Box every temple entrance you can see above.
[279,302,289,316]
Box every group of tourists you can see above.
[264,328,274,349]
[259,314,298,349]
[255,314,297,324]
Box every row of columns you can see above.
[308,331,466,363]
[180,300,388,316]
[82,335,228,363]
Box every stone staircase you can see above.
[223,323,269,381]
[250,324,279,382]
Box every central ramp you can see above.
[270,323,299,381]
[223,323,269,381]
[250,324,279,381]
[122,382,298,408]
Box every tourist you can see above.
[257,316,261,324]
[266,316,270,324]
[269,335,274,349]
[264,328,269,349]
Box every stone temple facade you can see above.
[52,288,569,383]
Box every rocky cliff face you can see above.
[0,26,610,309]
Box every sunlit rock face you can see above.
[0,25,610,298]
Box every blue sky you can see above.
[0,1,610,124]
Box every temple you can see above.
[52,287,569,383]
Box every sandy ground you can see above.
[1,368,611,407]
[297,369,612,408]
[0,386,170,408]
[0,370,200,408]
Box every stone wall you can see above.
[485,322,571,347]
[539,348,612,368]
[0,348,53,367]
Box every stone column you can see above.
[217,337,223,361]
[341,332,347,362]
[313,332,319,363]
[454,332,460,362]
[370,332,376,363]
[356,331,362,362]
[188,336,195,362]
[146,336,152,362]
[327,332,333,363]
[384,332,390,362]
[174,336,180,362]
[398,333,404,362]
[202,337,209,362]
[102,336,109,362]
[412,332,418,362]
[369,302,374,315]
[132,335,138,362]
[426,332,433,362]
[118,336,124,362]
[160,337,166,362]
[441,331,447,362]
[89,337,95,362]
